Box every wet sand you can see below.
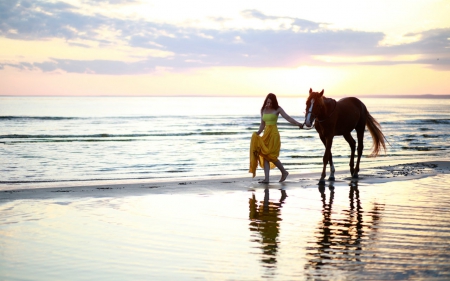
[1,160,450,280]
[2,160,449,200]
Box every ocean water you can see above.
[1,96,449,189]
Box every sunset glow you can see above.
[1,0,449,97]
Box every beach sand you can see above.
[2,160,449,199]
[1,160,450,280]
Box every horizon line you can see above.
[1,94,450,99]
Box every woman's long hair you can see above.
[261,93,279,112]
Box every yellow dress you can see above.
[249,113,281,177]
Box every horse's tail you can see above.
[366,112,387,157]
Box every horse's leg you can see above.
[343,133,356,177]
[353,129,365,178]
[320,135,335,181]
[328,151,335,181]
[320,137,333,184]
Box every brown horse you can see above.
[303,89,386,183]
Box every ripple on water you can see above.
[1,174,450,280]
[301,174,450,280]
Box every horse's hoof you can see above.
[318,179,326,185]
[328,176,335,181]
[352,174,359,179]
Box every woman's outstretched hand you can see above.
[298,123,304,129]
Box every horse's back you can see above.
[337,97,367,114]
[335,97,367,133]
[338,97,365,108]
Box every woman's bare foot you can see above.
[279,171,289,182]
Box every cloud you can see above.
[387,28,450,56]
[0,0,108,41]
[34,58,157,74]
[1,1,449,74]
[241,9,323,31]
[86,0,139,4]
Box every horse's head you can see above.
[304,88,325,128]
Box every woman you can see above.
[249,93,303,183]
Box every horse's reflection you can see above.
[249,188,286,274]
[306,181,384,272]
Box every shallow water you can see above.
[1,174,450,280]
[1,96,450,189]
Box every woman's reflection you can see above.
[306,181,384,272]
[249,188,287,275]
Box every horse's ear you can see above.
[319,89,324,97]
[309,88,312,94]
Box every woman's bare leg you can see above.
[260,159,270,183]
[274,160,289,182]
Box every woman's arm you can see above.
[256,112,265,135]
[278,107,303,126]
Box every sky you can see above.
[0,0,449,97]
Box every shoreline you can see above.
[2,159,449,201]
[2,159,450,280]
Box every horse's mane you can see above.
[319,95,327,104]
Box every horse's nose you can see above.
[304,114,313,127]
[304,120,312,127]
